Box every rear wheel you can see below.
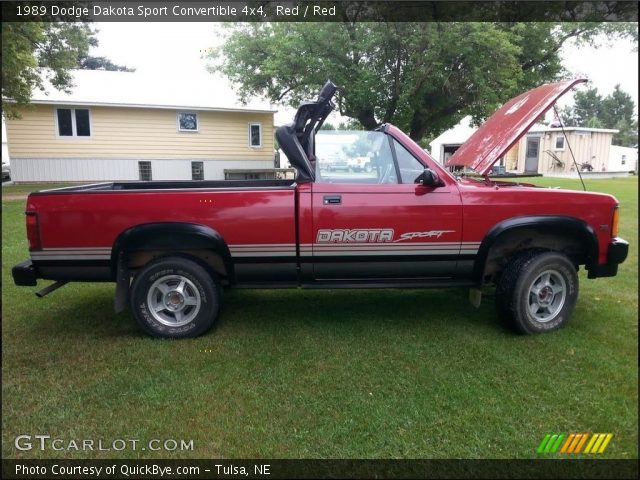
[496,251,578,334]
[130,256,220,338]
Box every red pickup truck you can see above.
[12,80,628,338]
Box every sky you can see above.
[89,22,639,124]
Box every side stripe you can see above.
[32,242,482,261]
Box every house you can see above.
[513,127,619,175]
[428,116,477,164]
[4,70,278,182]
[2,118,9,166]
[429,116,625,176]
[608,145,638,173]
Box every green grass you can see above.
[2,182,83,196]
[2,177,637,459]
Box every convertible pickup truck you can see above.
[12,80,628,338]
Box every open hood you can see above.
[445,79,587,176]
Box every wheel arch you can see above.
[474,215,599,283]
[110,222,234,282]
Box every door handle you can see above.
[323,195,342,205]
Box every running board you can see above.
[302,279,476,289]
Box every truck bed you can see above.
[30,179,296,195]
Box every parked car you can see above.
[323,156,349,172]
[2,162,10,181]
[12,79,628,338]
[347,156,373,172]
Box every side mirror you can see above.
[416,168,441,187]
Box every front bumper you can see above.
[12,260,38,286]
[588,237,629,279]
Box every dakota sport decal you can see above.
[315,229,456,243]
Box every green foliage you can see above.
[560,87,603,125]
[561,85,638,146]
[78,55,134,72]
[341,132,374,158]
[212,22,636,141]
[1,22,130,118]
[337,119,364,131]
[319,121,336,131]
[586,116,603,128]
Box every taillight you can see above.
[26,212,41,250]
[611,206,620,238]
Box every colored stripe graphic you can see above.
[574,433,589,453]
[583,434,598,453]
[550,434,565,453]
[536,434,551,454]
[544,434,558,453]
[539,433,613,454]
[584,433,614,454]
[567,433,584,453]
[560,434,575,453]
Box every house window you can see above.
[249,123,262,147]
[621,155,626,165]
[191,161,204,180]
[138,161,152,181]
[178,112,198,132]
[554,135,565,151]
[56,108,91,137]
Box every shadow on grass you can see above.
[14,284,505,341]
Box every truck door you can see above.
[310,131,463,281]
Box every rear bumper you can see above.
[12,260,39,286]
[588,237,629,279]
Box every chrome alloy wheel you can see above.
[147,275,201,327]
[527,269,567,323]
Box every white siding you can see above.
[11,158,274,182]
[2,118,9,164]
[514,129,617,175]
[608,145,638,172]
[203,159,273,180]
[428,116,476,163]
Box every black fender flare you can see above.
[110,222,234,280]
[473,215,599,281]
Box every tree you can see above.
[78,55,135,72]
[601,85,636,131]
[319,121,336,131]
[560,87,603,125]
[337,119,365,131]
[1,22,132,118]
[211,21,636,141]
[560,84,637,146]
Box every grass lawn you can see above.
[1,177,637,459]
[1,182,84,196]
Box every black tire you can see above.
[496,251,578,334]
[130,256,220,338]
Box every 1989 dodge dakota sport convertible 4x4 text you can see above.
[12,80,629,338]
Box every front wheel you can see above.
[130,256,220,338]
[496,251,578,334]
